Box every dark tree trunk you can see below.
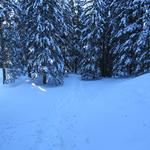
[74,57,78,74]
[27,66,32,78]
[108,60,113,77]
[43,73,47,84]
[106,48,113,77]
[2,68,6,84]
[101,24,113,77]
[101,40,107,77]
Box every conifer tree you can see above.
[100,0,114,77]
[134,0,150,75]
[0,0,21,84]
[61,0,83,74]
[80,0,104,80]
[112,0,143,77]
[19,0,64,85]
[73,0,84,73]
[59,0,76,73]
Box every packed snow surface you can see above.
[0,69,150,150]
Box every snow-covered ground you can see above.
[0,69,150,150]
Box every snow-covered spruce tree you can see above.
[100,0,115,77]
[134,0,150,75]
[60,0,83,74]
[20,0,64,85]
[16,0,29,76]
[0,0,21,84]
[112,0,144,77]
[59,0,76,73]
[0,1,6,84]
[80,0,104,80]
[0,2,4,68]
[73,0,84,74]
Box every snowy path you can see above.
[0,69,150,150]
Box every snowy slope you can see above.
[0,69,150,150]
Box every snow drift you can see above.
[0,69,150,150]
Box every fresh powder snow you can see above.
[0,69,150,150]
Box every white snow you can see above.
[0,69,150,150]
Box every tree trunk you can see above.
[43,73,47,84]
[27,66,32,78]
[2,68,6,84]
[74,57,77,74]
[101,40,107,77]
[108,55,113,77]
